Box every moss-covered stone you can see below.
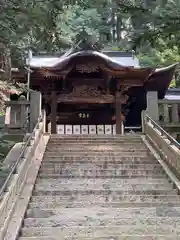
[0,134,24,163]
[0,134,24,187]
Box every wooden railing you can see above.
[158,99,180,125]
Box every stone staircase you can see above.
[18,135,180,239]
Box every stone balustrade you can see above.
[158,99,180,125]
[0,110,47,239]
[4,100,30,131]
[0,91,42,133]
[143,114,180,181]
[146,92,180,136]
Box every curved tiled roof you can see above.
[145,63,178,98]
[29,50,140,69]
[27,49,177,98]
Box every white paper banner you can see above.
[57,125,65,134]
[65,125,72,135]
[81,125,88,134]
[113,124,116,135]
[105,125,112,135]
[97,125,104,135]
[73,125,81,134]
[89,125,96,134]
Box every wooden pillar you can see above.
[103,72,111,93]
[115,92,123,134]
[51,91,57,134]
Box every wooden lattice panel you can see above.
[76,63,99,73]
[70,85,101,97]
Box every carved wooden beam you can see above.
[75,63,99,73]
[115,86,130,104]
[67,78,105,87]
[57,95,115,103]
[116,79,144,86]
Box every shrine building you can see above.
[13,49,177,134]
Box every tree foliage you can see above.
[0,0,180,84]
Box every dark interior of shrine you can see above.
[41,86,147,127]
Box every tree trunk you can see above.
[116,14,122,43]
[111,9,116,43]
[0,43,11,82]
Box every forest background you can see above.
[1,0,180,86]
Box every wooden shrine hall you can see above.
[14,49,177,134]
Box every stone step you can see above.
[48,137,142,141]
[47,142,146,146]
[20,225,180,237]
[23,216,180,228]
[48,142,144,147]
[47,140,144,143]
[42,157,156,164]
[46,143,146,147]
[49,136,142,141]
[38,172,167,178]
[32,189,177,197]
[34,179,172,192]
[29,195,180,209]
[40,163,162,171]
[44,152,150,157]
[35,178,171,186]
[50,134,141,137]
[31,194,180,203]
[38,167,165,176]
[34,186,173,193]
[25,207,180,220]
[45,148,148,152]
[18,235,179,240]
[29,201,180,208]
[48,141,144,145]
[47,143,146,148]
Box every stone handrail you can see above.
[143,113,180,178]
[0,110,46,239]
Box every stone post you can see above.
[9,104,20,124]
[172,104,179,123]
[5,101,29,125]
[146,91,159,121]
[20,102,27,128]
[30,91,42,132]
